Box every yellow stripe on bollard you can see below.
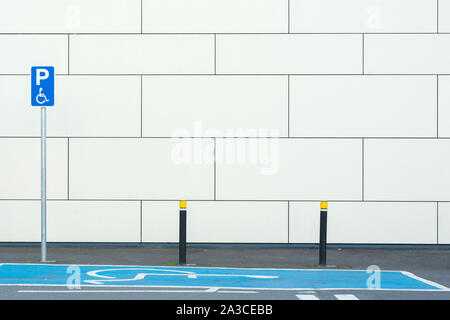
[320,201,328,210]
[180,200,187,209]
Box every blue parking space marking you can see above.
[0,264,447,291]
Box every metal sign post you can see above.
[31,66,54,263]
[40,106,47,262]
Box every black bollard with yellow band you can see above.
[319,201,328,267]
[179,200,187,265]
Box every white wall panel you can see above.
[438,76,450,137]
[48,201,140,242]
[142,201,179,242]
[0,201,40,242]
[289,202,437,244]
[0,139,67,199]
[439,0,450,32]
[142,76,287,137]
[438,202,450,244]
[288,202,319,243]
[0,0,140,33]
[0,76,40,136]
[216,139,362,200]
[188,201,288,243]
[143,0,287,33]
[50,76,141,137]
[365,139,450,201]
[365,35,450,74]
[142,201,288,243]
[290,76,436,137]
[0,35,67,74]
[290,0,437,33]
[69,138,214,200]
[327,202,437,244]
[0,201,141,242]
[216,35,362,74]
[70,35,214,74]
[139,201,288,243]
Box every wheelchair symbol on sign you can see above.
[83,268,279,285]
[35,88,49,105]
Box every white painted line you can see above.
[334,294,359,300]
[18,288,258,294]
[401,271,450,291]
[218,290,258,294]
[18,289,212,294]
[2,283,449,292]
[296,294,319,300]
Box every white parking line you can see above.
[401,271,450,291]
[218,290,258,294]
[18,289,211,293]
[296,294,319,300]
[296,293,361,300]
[18,287,258,294]
[334,294,359,300]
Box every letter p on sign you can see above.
[35,68,49,86]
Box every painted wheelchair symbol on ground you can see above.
[83,268,278,285]
[0,264,447,291]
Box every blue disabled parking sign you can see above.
[31,66,54,107]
